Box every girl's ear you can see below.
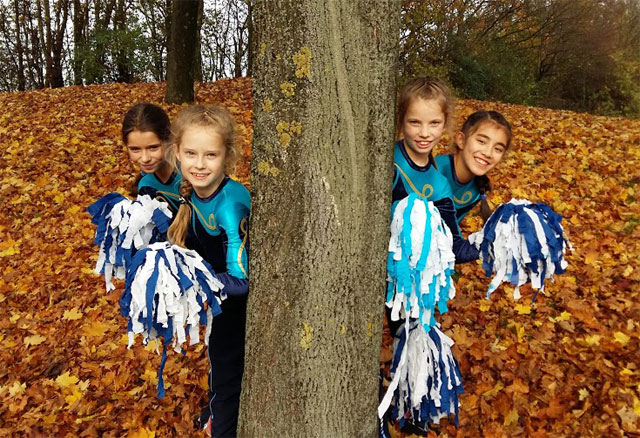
[455,131,466,150]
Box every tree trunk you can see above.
[72,0,87,86]
[37,0,52,87]
[193,0,203,82]
[14,0,26,91]
[245,0,252,77]
[238,1,399,437]
[164,0,199,103]
[50,0,69,88]
[114,0,131,83]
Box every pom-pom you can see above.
[120,241,224,350]
[378,322,463,427]
[469,198,572,300]
[386,193,456,330]
[88,193,173,291]
[120,241,224,397]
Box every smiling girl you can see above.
[392,77,478,264]
[122,103,182,212]
[434,110,512,223]
[166,105,250,438]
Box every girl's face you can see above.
[455,121,508,183]
[402,97,446,166]
[126,130,165,174]
[179,126,227,198]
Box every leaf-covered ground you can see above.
[0,78,638,437]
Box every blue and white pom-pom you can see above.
[379,322,463,427]
[380,193,460,429]
[120,241,224,397]
[386,193,456,330]
[469,198,572,300]
[88,193,173,292]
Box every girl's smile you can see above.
[401,97,445,166]
[179,126,227,198]
[454,121,508,183]
[126,130,167,176]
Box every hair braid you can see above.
[167,180,194,247]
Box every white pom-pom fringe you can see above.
[378,321,463,426]
[121,241,224,352]
[88,194,173,292]
[386,194,456,330]
[469,198,571,300]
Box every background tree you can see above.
[238,0,399,436]
[164,0,200,103]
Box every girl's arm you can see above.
[217,207,249,296]
[433,197,480,264]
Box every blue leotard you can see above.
[186,176,250,295]
[186,175,250,438]
[392,141,478,264]
[434,154,482,223]
[138,171,183,214]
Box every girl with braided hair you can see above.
[166,105,250,438]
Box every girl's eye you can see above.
[207,154,217,158]
[495,147,505,154]
[431,121,442,126]
[150,145,160,151]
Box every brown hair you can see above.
[457,110,513,223]
[395,76,456,141]
[167,105,238,247]
[122,103,172,196]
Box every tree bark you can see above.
[193,0,203,82]
[164,0,199,103]
[72,0,87,85]
[13,0,25,91]
[114,0,131,83]
[238,1,399,436]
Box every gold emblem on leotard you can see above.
[454,191,473,205]
[394,164,434,199]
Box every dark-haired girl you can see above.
[434,110,512,224]
[122,103,182,213]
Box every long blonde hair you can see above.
[167,105,238,247]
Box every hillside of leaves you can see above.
[0,78,638,437]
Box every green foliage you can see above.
[399,0,640,118]
[78,23,153,85]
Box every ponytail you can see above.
[129,173,143,197]
[476,175,492,223]
[167,180,194,247]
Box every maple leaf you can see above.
[82,320,110,337]
[56,372,79,389]
[8,381,26,397]
[23,334,46,346]
[65,389,83,406]
[63,307,83,321]
[478,299,491,312]
[514,303,531,315]
[578,388,589,401]
[614,331,631,346]
[504,409,519,426]
[128,428,156,438]
[583,334,601,346]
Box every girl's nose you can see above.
[141,149,150,162]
